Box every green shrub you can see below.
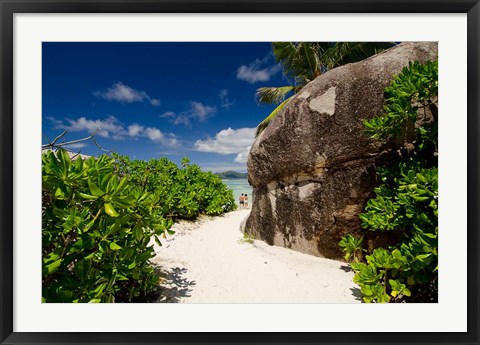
[43,150,237,303]
[340,60,438,303]
[112,153,237,219]
[338,234,364,262]
[42,150,171,302]
[351,160,438,303]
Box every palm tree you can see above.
[255,42,395,136]
[181,157,190,168]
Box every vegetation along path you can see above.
[152,209,360,303]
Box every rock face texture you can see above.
[245,42,438,259]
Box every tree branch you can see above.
[42,128,112,157]
[42,128,99,150]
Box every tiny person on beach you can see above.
[244,194,249,208]
[239,193,244,208]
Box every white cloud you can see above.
[236,55,281,84]
[172,116,191,127]
[219,89,235,110]
[194,127,255,164]
[127,123,144,137]
[160,111,176,118]
[142,127,178,147]
[144,127,163,141]
[190,102,216,121]
[94,82,160,106]
[161,101,217,127]
[234,147,251,163]
[63,142,87,149]
[149,98,161,106]
[49,116,178,147]
[160,111,190,126]
[57,116,127,139]
[45,116,63,128]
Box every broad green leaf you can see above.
[416,253,431,262]
[78,192,98,200]
[44,258,62,275]
[43,252,60,264]
[109,242,122,251]
[54,187,65,199]
[88,179,104,197]
[101,173,113,190]
[104,203,119,217]
[392,249,403,261]
[115,177,128,194]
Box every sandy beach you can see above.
[152,209,361,303]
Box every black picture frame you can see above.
[1,1,478,344]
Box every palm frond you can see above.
[256,96,293,137]
[299,42,321,79]
[273,42,316,83]
[280,42,331,85]
[256,86,295,105]
[272,42,297,74]
[322,42,395,69]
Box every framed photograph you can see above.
[1,0,478,344]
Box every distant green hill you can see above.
[215,171,248,179]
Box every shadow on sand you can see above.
[349,287,363,302]
[339,264,364,302]
[156,266,196,303]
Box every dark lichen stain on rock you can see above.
[245,185,275,246]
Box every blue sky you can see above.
[42,42,287,173]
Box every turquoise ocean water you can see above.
[222,179,252,207]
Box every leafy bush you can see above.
[112,154,237,219]
[42,150,171,302]
[338,234,364,262]
[364,60,438,146]
[43,150,237,303]
[340,60,438,303]
[351,160,438,303]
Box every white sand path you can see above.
[152,209,361,303]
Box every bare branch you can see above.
[42,128,99,150]
[49,130,67,147]
[92,136,114,153]
[69,151,81,160]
